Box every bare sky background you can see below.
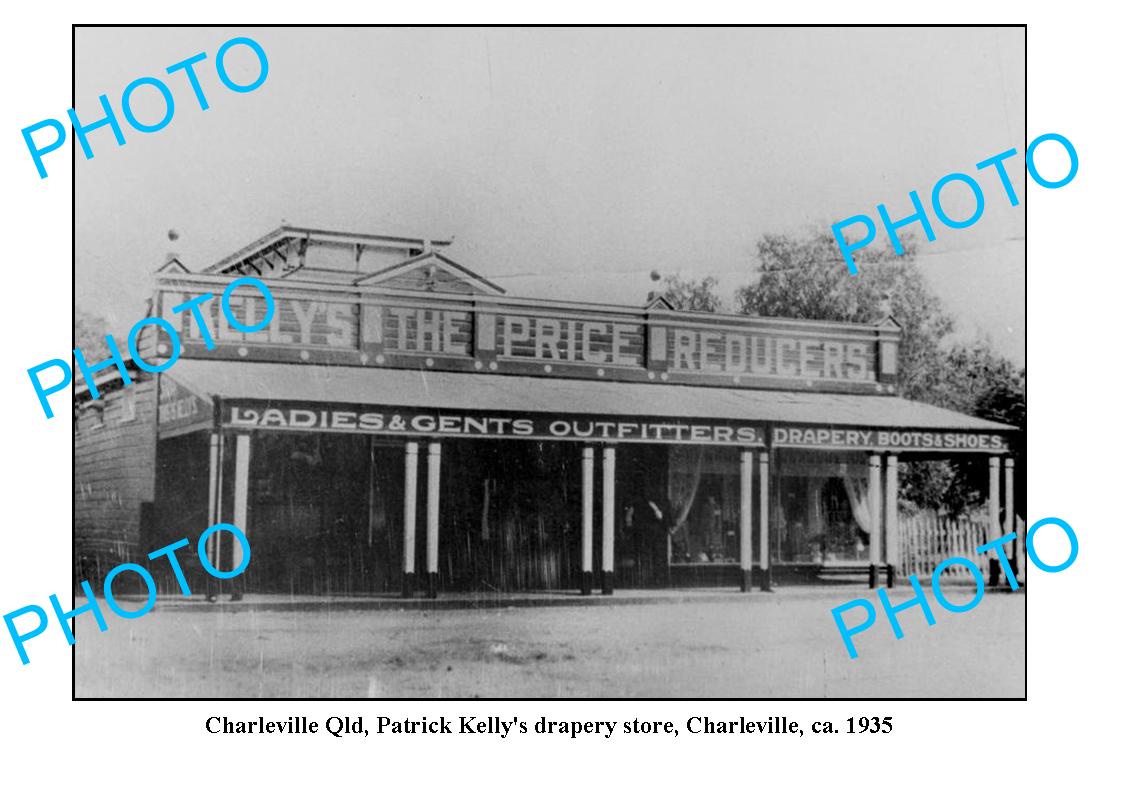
[75,26,1025,364]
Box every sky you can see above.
[74,26,1025,364]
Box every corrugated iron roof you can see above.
[170,359,1014,432]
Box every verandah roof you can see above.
[169,359,1013,433]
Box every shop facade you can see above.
[75,225,1018,596]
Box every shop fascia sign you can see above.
[771,425,1010,453]
[154,278,901,394]
[220,400,766,446]
[215,401,1009,454]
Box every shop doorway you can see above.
[438,439,582,591]
[615,445,670,587]
[245,433,404,594]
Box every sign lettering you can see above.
[496,315,643,366]
[158,376,212,436]
[156,284,895,393]
[667,330,872,381]
[773,425,1008,452]
[225,402,764,446]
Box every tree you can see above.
[729,229,1024,517]
[648,272,725,312]
[75,308,111,360]
[939,341,1027,424]
[736,230,954,402]
[914,340,1027,517]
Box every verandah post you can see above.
[426,442,442,599]
[868,453,882,588]
[205,432,223,601]
[232,434,251,587]
[739,448,753,592]
[1004,457,1017,581]
[987,455,1001,587]
[601,445,616,595]
[402,440,419,597]
[884,454,899,588]
[759,451,771,591]
[581,446,594,595]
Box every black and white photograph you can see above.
[71,25,1026,699]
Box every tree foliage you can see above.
[669,228,1026,517]
[736,230,954,402]
[903,341,1026,516]
[75,308,111,360]
[651,274,725,313]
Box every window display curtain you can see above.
[807,476,824,529]
[667,448,707,535]
[841,470,873,536]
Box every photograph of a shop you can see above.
[75,226,1018,599]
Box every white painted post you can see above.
[1004,457,1016,581]
[740,449,753,592]
[759,452,771,591]
[601,446,616,594]
[402,441,419,597]
[207,434,220,525]
[426,442,441,598]
[206,433,221,561]
[205,433,222,600]
[885,454,899,587]
[232,434,251,572]
[984,455,1001,587]
[582,446,594,595]
[868,454,882,587]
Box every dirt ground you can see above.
[74,586,1025,698]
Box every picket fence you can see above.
[899,513,1027,582]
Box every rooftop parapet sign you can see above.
[152,268,904,395]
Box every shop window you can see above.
[667,448,740,565]
[775,456,871,564]
[831,478,870,561]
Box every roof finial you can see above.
[166,228,181,263]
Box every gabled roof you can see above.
[644,292,678,311]
[353,250,506,295]
[202,224,454,275]
[155,256,189,274]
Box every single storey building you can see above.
[74,225,1019,597]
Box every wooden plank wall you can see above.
[74,374,158,580]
